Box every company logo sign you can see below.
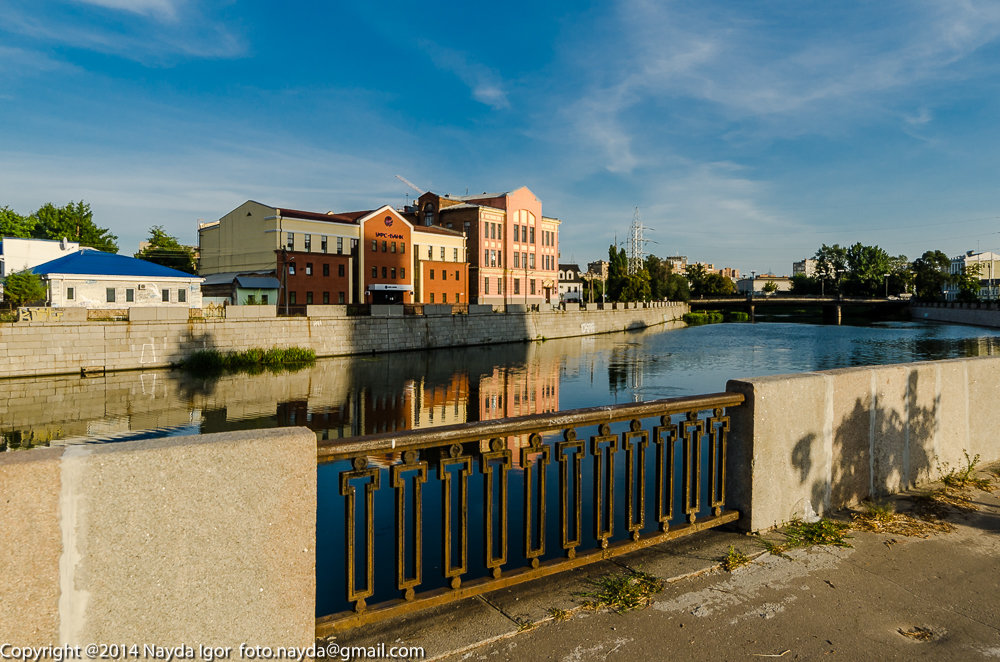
[384,216,393,227]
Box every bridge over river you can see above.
[689,295,911,323]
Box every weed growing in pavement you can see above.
[547,607,571,622]
[580,570,664,613]
[763,518,852,555]
[940,451,993,491]
[721,545,752,572]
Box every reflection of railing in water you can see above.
[315,392,743,635]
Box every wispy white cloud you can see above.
[421,42,510,110]
[560,0,1000,171]
[0,1,245,64]
[74,0,183,22]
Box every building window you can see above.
[400,267,405,278]
[400,242,405,254]
[455,270,460,280]
[382,266,387,278]
[513,225,519,242]
[530,227,535,243]
[287,232,294,250]
[306,263,313,275]
[391,267,396,279]
[522,253,527,268]
[306,292,313,304]
[430,269,435,280]
[429,293,435,303]
[442,293,447,303]
[337,237,343,254]
[67,287,75,300]
[262,295,268,304]
[304,234,312,251]
[323,292,330,304]
[391,241,396,253]
[126,288,134,303]
[514,253,520,268]
[288,263,295,275]
[453,247,458,261]
[382,240,387,252]
[323,263,330,277]
[530,280,536,295]
[514,279,520,295]
[338,264,345,277]
[498,277,503,294]
[490,250,497,267]
[338,292,345,304]
[179,288,186,303]
[423,203,434,226]
[484,249,489,264]
[427,246,433,259]
[321,236,328,253]
[162,289,170,302]
[484,278,490,294]
[484,222,489,237]
[464,222,470,234]
[442,270,447,280]
[371,266,377,278]
[106,288,116,303]
[530,254,535,268]
[371,240,377,251]
[289,292,296,304]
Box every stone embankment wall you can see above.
[0,302,687,379]
[912,301,1000,328]
[727,355,1000,531]
[0,428,316,647]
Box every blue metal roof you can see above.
[31,249,201,279]
[235,276,280,289]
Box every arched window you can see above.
[423,203,434,226]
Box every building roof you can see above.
[235,276,280,289]
[277,207,370,224]
[31,249,201,279]
[413,225,464,237]
[440,202,505,213]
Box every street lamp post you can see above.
[884,272,890,299]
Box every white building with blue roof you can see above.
[31,249,204,308]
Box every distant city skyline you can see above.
[4,1,1000,274]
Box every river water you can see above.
[6,320,1000,615]
[3,320,1000,450]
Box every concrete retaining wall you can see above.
[912,302,1000,328]
[0,303,687,379]
[0,428,316,647]
[727,355,1000,531]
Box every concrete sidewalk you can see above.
[324,472,1000,661]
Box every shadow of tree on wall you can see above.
[789,369,942,520]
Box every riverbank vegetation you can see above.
[683,310,748,325]
[181,347,316,375]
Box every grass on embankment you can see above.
[181,347,316,375]
[683,310,749,325]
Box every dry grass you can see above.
[764,518,852,555]
[721,545,753,572]
[581,570,664,613]
[852,500,954,537]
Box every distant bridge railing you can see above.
[315,392,744,635]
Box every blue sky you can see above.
[4,0,1000,274]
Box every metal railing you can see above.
[315,392,743,635]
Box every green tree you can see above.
[3,270,46,307]
[684,263,709,297]
[134,226,197,273]
[814,244,848,293]
[664,273,690,301]
[790,274,821,295]
[762,280,779,294]
[953,263,982,302]
[845,242,891,297]
[620,271,651,301]
[0,206,35,238]
[912,250,951,300]
[31,201,118,252]
[607,245,628,301]
[644,255,671,300]
[703,272,736,295]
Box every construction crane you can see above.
[394,175,425,196]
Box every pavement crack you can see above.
[475,594,523,626]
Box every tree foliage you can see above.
[953,263,982,303]
[32,201,118,252]
[912,250,951,301]
[134,225,197,273]
[3,270,46,307]
[790,274,822,295]
[814,244,848,291]
[1,201,118,252]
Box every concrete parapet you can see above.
[468,304,493,315]
[423,304,453,316]
[728,355,1000,531]
[128,306,191,321]
[306,305,347,318]
[224,305,278,319]
[370,304,403,317]
[563,303,580,311]
[505,304,527,313]
[0,428,316,649]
